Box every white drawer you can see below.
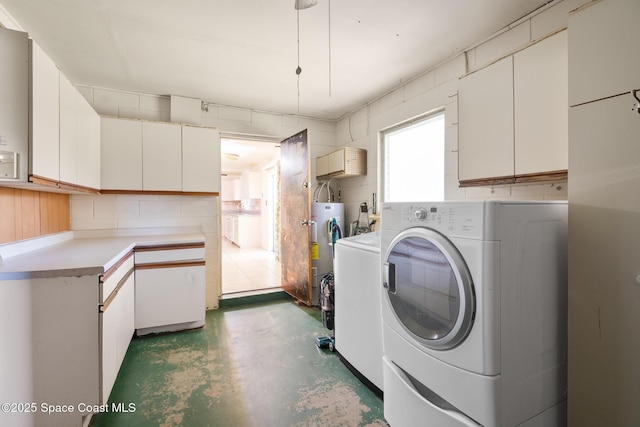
[134,243,204,264]
[100,252,134,303]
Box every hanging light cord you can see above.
[328,0,332,97]
[296,9,302,120]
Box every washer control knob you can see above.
[414,208,427,220]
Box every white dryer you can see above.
[380,201,568,427]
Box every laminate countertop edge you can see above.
[0,233,205,281]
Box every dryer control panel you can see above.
[396,202,485,239]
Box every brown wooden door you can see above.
[279,129,312,305]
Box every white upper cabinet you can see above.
[76,93,101,189]
[60,73,101,189]
[315,147,367,180]
[59,73,77,184]
[101,117,220,193]
[182,125,220,193]
[101,117,143,190]
[142,121,182,191]
[239,171,262,199]
[458,30,568,185]
[514,30,568,176]
[459,56,514,183]
[569,0,640,106]
[1,28,100,192]
[29,40,60,182]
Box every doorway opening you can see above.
[220,135,281,296]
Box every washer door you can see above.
[383,228,475,350]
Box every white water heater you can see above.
[310,202,344,306]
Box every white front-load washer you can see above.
[334,231,383,393]
[380,201,568,427]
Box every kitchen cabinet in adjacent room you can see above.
[235,215,261,248]
[240,171,262,199]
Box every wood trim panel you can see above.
[458,170,567,188]
[0,188,70,244]
[458,176,516,188]
[100,250,134,283]
[58,181,101,194]
[135,260,206,270]
[28,174,59,189]
[100,268,134,313]
[134,242,205,252]
[100,189,219,197]
[514,169,568,184]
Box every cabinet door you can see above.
[29,40,60,181]
[569,94,640,212]
[316,154,329,177]
[135,265,205,329]
[101,117,142,190]
[221,179,234,201]
[514,31,568,175]
[76,94,101,189]
[142,121,182,191]
[182,126,221,192]
[249,172,262,199]
[568,94,640,426]
[568,0,640,106]
[328,149,344,174]
[458,56,514,182]
[59,73,77,184]
[100,273,134,404]
[0,29,29,181]
[239,172,250,199]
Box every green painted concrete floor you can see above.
[91,298,387,427]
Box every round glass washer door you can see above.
[383,228,475,350]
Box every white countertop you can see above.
[0,232,204,280]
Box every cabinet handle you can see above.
[100,267,133,313]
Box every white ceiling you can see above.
[221,138,280,177]
[1,0,553,121]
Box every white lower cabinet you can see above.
[236,215,261,248]
[100,262,134,404]
[134,244,206,334]
[99,252,135,404]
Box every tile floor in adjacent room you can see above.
[221,238,281,295]
[90,298,387,427]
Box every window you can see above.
[381,111,445,202]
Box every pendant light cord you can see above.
[328,0,332,97]
[296,9,301,121]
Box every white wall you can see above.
[70,0,589,301]
[334,0,586,225]
[70,194,220,309]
